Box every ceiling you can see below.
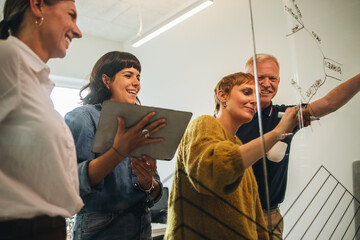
[0,0,198,43]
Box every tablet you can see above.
[92,100,193,160]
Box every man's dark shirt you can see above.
[236,102,295,210]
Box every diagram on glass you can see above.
[284,0,343,104]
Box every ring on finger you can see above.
[142,128,150,139]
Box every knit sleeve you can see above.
[179,115,245,196]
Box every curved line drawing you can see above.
[284,0,343,104]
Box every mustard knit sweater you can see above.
[164,115,269,240]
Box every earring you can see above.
[35,16,44,26]
[223,102,227,108]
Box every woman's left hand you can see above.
[131,155,157,191]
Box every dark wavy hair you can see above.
[80,51,142,105]
[0,0,73,39]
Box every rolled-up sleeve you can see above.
[65,109,104,197]
[131,168,163,207]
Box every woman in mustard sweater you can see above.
[165,72,298,240]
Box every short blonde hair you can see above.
[214,72,254,116]
[245,53,280,73]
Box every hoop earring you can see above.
[35,16,44,26]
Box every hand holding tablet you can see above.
[92,101,193,160]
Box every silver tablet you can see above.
[92,100,193,160]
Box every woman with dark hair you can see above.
[0,0,82,239]
[79,51,142,105]
[65,51,166,240]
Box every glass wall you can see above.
[251,0,360,238]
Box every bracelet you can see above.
[144,178,156,193]
[111,146,126,159]
[278,132,293,140]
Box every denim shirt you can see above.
[65,104,163,240]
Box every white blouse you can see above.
[0,36,83,220]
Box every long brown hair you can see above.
[80,51,142,105]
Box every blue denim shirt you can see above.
[65,104,163,240]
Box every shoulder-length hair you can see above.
[80,51,141,105]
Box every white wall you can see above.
[48,34,123,82]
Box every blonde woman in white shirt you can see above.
[0,0,83,239]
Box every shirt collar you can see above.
[8,36,54,92]
[262,102,274,118]
[8,36,50,74]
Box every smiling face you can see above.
[249,59,280,110]
[40,1,82,61]
[225,83,257,124]
[106,67,141,104]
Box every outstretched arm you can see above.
[239,106,298,169]
[307,73,360,118]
